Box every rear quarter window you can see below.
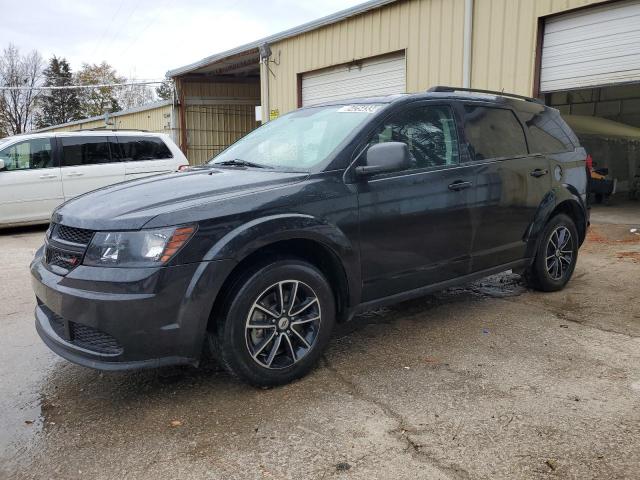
[462,106,528,160]
[117,136,173,161]
[519,107,575,154]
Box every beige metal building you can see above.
[35,100,176,138]
[166,0,639,192]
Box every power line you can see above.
[91,0,127,58]
[0,80,163,91]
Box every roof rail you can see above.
[74,128,150,132]
[427,86,544,105]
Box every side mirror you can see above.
[355,142,411,177]
[0,159,5,171]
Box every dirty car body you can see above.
[31,87,589,385]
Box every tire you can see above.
[209,258,336,387]
[526,213,579,292]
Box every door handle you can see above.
[39,174,57,179]
[448,180,473,191]
[530,169,549,178]
[66,172,85,177]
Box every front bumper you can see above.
[30,248,235,370]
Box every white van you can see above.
[0,130,189,227]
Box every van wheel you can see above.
[209,259,335,387]
[526,213,579,292]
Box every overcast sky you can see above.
[0,0,364,80]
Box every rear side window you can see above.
[463,106,528,160]
[117,136,173,161]
[0,138,53,171]
[523,109,574,154]
[60,137,113,166]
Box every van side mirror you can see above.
[0,159,5,171]
[355,142,411,177]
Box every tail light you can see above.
[178,164,190,172]
[585,154,593,171]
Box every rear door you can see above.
[59,135,125,200]
[117,135,178,178]
[354,102,475,302]
[0,137,63,225]
[461,104,552,271]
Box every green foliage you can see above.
[35,56,81,129]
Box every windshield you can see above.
[209,104,383,170]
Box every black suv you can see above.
[31,87,589,386]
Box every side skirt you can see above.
[347,259,529,320]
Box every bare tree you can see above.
[0,44,43,135]
[117,83,154,111]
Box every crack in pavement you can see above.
[321,355,470,480]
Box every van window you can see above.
[60,137,113,166]
[0,138,54,171]
[523,110,573,154]
[463,106,528,160]
[368,105,460,169]
[117,136,173,161]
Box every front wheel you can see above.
[209,259,336,387]
[526,213,579,292]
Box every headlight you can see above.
[83,225,196,267]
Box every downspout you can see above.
[261,58,270,123]
[259,43,272,123]
[462,0,474,88]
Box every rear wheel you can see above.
[209,259,335,387]
[526,213,579,292]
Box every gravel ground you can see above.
[1,202,639,480]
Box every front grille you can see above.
[45,247,82,271]
[40,304,123,356]
[44,224,94,274]
[54,224,94,245]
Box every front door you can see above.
[354,104,474,302]
[460,104,552,271]
[0,137,63,226]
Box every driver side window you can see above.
[368,105,459,170]
[0,138,54,171]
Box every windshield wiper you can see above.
[215,159,270,169]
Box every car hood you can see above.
[52,167,309,230]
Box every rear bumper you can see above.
[30,249,235,370]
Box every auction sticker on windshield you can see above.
[337,105,383,114]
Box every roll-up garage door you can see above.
[540,0,640,92]
[301,52,406,106]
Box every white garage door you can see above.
[301,52,406,106]
[540,0,640,92]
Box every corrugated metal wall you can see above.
[41,104,173,134]
[181,81,260,165]
[471,0,607,95]
[267,0,466,114]
[264,0,614,114]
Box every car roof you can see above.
[310,90,544,110]
[0,130,169,142]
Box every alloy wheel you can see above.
[245,280,321,369]
[545,226,574,281]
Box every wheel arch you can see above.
[203,214,360,333]
[525,188,588,260]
